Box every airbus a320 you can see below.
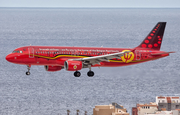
[6,22,174,77]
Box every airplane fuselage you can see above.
[6,46,169,67]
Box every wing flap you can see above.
[72,51,131,65]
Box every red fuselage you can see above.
[6,46,169,67]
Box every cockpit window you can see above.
[12,50,20,53]
[20,51,23,53]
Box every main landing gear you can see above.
[26,65,31,75]
[87,71,94,77]
[74,71,81,77]
[73,65,95,77]
[87,65,94,77]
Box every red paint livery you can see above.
[6,22,174,77]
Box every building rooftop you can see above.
[112,103,124,109]
[137,102,158,107]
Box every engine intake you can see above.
[64,60,82,71]
[44,65,62,72]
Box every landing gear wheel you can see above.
[26,71,30,75]
[26,65,31,75]
[87,71,94,77]
[74,71,81,77]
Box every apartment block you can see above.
[132,96,180,115]
[144,110,178,115]
[93,103,129,115]
[156,96,180,111]
[132,102,158,115]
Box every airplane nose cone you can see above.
[6,53,22,63]
[6,54,14,62]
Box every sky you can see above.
[0,0,180,8]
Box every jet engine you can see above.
[44,65,62,72]
[64,60,82,71]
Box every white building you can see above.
[132,102,158,115]
[144,110,180,115]
[156,96,180,111]
[132,96,180,115]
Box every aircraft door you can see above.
[28,47,34,58]
[135,50,141,60]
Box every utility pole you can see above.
[84,111,87,115]
[67,110,70,115]
[76,110,80,115]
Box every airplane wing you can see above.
[72,51,131,65]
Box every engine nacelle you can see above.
[64,60,82,71]
[44,65,62,72]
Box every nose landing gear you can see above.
[26,65,31,75]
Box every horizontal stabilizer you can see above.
[151,51,175,56]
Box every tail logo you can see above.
[121,50,134,63]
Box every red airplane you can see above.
[6,22,174,77]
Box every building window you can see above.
[133,111,136,115]
[176,105,179,109]
[160,105,163,108]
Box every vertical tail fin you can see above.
[137,22,166,50]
